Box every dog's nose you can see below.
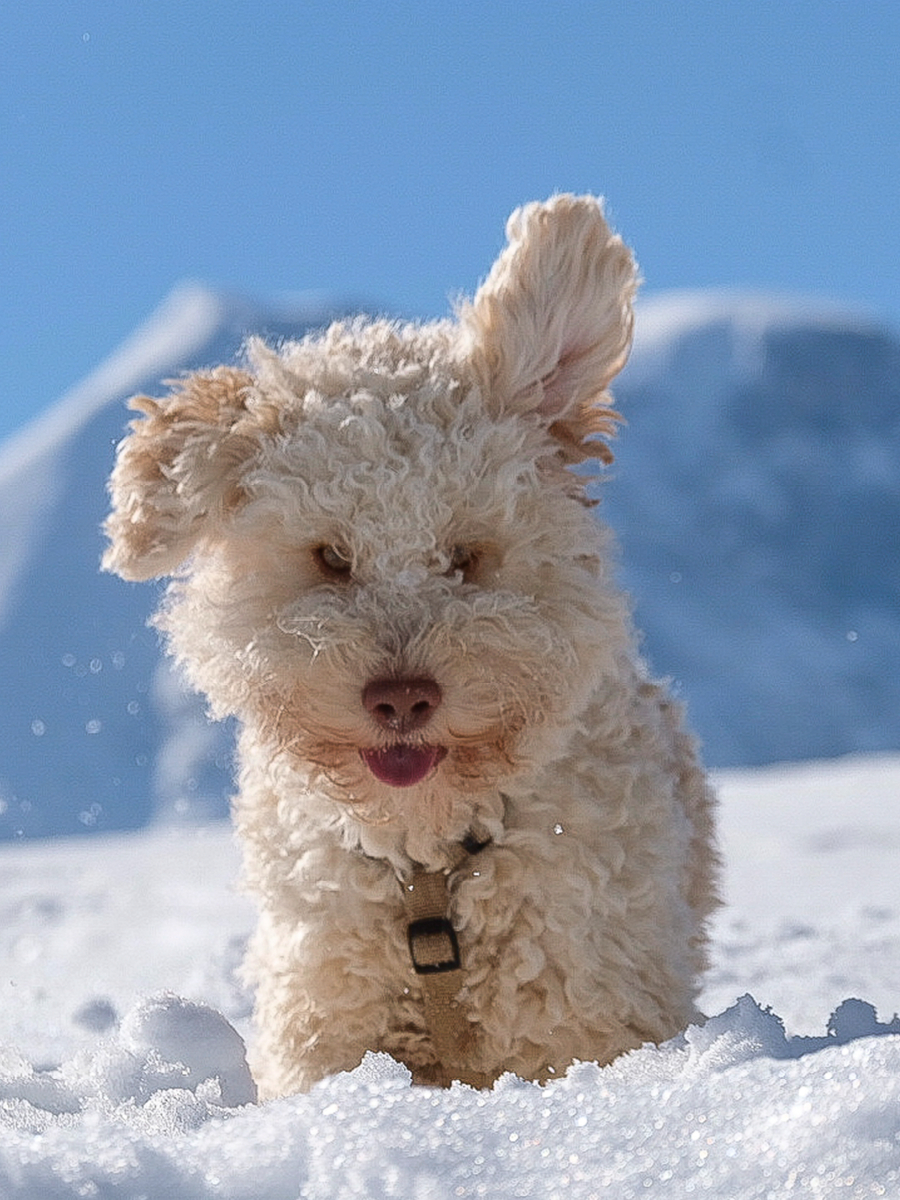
[362,677,442,732]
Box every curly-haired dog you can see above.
[104,195,718,1097]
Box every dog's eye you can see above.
[314,544,353,579]
[447,545,478,579]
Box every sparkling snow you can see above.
[1,757,899,1197]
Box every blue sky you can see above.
[2,0,899,441]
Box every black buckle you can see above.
[407,917,461,974]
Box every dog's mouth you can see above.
[359,745,448,788]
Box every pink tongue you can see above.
[360,745,446,788]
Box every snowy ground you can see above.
[1,754,899,1197]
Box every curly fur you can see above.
[103,195,719,1097]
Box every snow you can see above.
[627,288,883,375]
[1,756,899,1196]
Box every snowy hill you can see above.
[0,286,361,839]
[1,754,899,1195]
[1,286,898,839]
[606,291,900,767]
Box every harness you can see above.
[398,833,492,1088]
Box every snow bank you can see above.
[1,992,898,1198]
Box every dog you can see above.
[103,195,719,1097]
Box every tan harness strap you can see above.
[400,841,491,1089]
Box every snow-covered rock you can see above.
[0,286,898,838]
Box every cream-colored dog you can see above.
[104,195,718,1097]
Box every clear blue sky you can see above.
[2,0,899,441]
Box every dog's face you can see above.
[104,196,637,834]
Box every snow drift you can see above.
[1,995,899,1199]
[0,286,898,838]
[1,755,899,1197]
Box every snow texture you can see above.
[1,757,899,1196]
[2,1002,900,1199]
[0,286,898,839]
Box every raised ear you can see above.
[460,194,638,462]
[102,366,258,580]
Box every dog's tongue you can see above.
[360,745,446,788]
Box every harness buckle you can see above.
[407,916,461,974]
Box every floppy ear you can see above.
[102,366,259,580]
[461,194,638,462]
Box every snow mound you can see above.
[1,993,898,1198]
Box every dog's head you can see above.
[104,195,638,835]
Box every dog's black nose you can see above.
[362,677,442,732]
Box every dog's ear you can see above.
[461,194,638,462]
[102,366,260,580]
